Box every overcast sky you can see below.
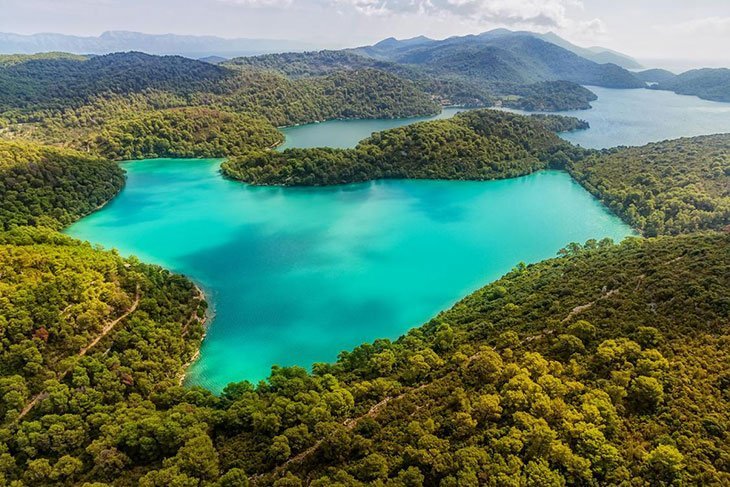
[2,0,729,68]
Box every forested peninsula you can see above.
[222,111,587,186]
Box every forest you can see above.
[568,134,730,236]
[92,108,283,160]
[221,110,587,186]
[651,68,730,103]
[496,81,598,111]
[0,139,124,231]
[0,227,725,485]
[0,50,728,484]
[0,53,439,159]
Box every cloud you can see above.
[216,0,293,7]
[671,16,730,34]
[332,0,583,29]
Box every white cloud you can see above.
[216,0,293,7]
[671,16,730,34]
[332,0,583,29]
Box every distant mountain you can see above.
[198,55,228,64]
[0,31,316,58]
[534,31,643,69]
[352,32,645,89]
[636,68,677,84]
[653,68,730,103]
[376,29,642,69]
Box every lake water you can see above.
[65,87,729,392]
[509,86,730,149]
[279,107,467,149]
[281,87,730,150]
[67,163,632,392]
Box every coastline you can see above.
[177,282,211,386]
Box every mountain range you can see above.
[470,29,643,69]
[350,31,644,89]
[0,31,315,58]
[0,29,641,69]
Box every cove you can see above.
[279,107,468,149]
[66,160,633,392]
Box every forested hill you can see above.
[222,110,586,186]
[568,134,730,236]
[652,67,730,102]
[350,33,645,89]
[0,52,440,159]
[635,68,676,84]
[0,51,439,133]
[0,229,725,485]
[226,47,604,111]
[0,139,124,230]
[92,108,284,160]
[0,52,231,111]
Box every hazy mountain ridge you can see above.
[350,33,645,89]
[0,30,315,57]
[224,32,644,110]
[652,68,730,102]
[635,68,677,84]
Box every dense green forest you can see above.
[497,81,598,111]
[0,139,124,231]
[568,135,730,236]
[528,114,589,133]
[93,108,283,160]
[0,53,437,122]
[222,110,586,186]
[652,68,730,102]
[224,50,601,111]
[1,47,729,485]
[0,229,726,485]
[0,52,439,158]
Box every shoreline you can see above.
[177,282,211,386]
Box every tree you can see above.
[645,445,684,484]
[628,376,664,413]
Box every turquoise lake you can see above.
[65,87,729,392]
[68,164,632,392]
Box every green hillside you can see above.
[92,108,283,160]
[569,134,730,236]
[0,52,439,155]
[222,110,583,186]
[653,68,730,102]
[0,229,725,485]
[0,139,124,230]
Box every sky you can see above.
[2,0,730,68]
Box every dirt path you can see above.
[562,288,619,323]
[255,383,430,484]
[77,286,141,358]
[14,286,140,423]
